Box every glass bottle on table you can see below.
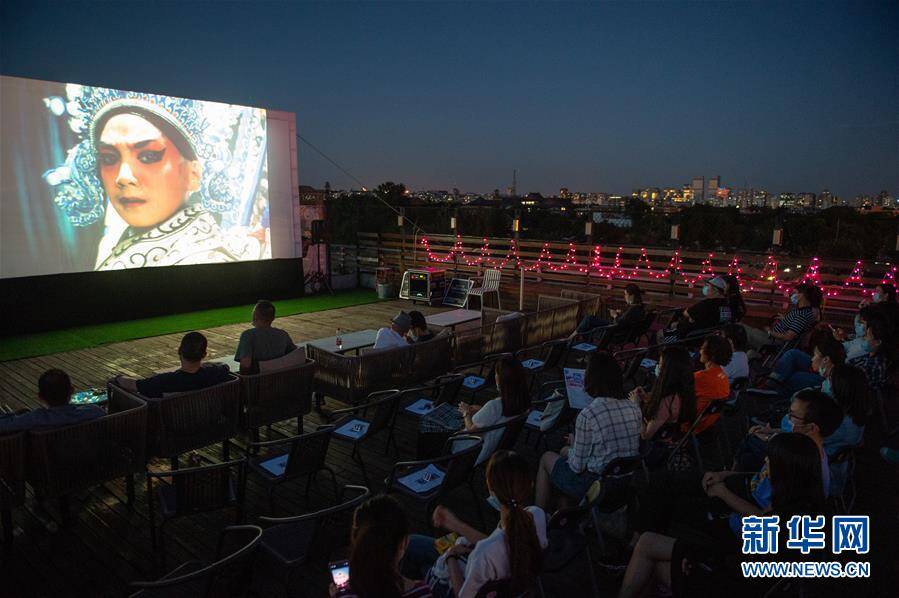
[336,328,343,351]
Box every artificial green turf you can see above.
[0,289,381,362]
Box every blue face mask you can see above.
[855,321,866,338]
[486,494,502,512]
[790,293,799,305]
[702,285,710,297]
[821,378,833,396]
[872,292,882,303]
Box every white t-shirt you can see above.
[722,351,749,382]
[471,398,511,465]
[459,506,549,598]
[373,327,408,349]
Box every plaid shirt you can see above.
[568,396,642,475]
[848,352,889,391]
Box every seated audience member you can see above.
[720,324,749,382]
[631,347,695,440]
[737,370,867,484]
[0,369,104,434]
[741,282,821,350]
[722,275,747,323]
[535,352,641,509]
[374,311,412,349]
[403,451,546,598]
[234,300,296,374]
[629,347,696,467]
[572,283,645,338]
[847,314,893,391]
[458,356,530,465]
[115,332,231,398]
[417,356,529,461]
[835,304,882,360]
[633,390,840,542]
[619,432,825,598]
[333,494,431,598]
[767,334,845,398]
[408,311,436,343]
[661,276,731,342]
[691,335,732,434]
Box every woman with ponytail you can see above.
[334,494,432,597]
[403,451,547,597]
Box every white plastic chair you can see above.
[466,269,502,310]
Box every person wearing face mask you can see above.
[659,277,732,343]
[402,451,547,598]
[741,283,822,350]
[847,314,893,391]
[766,334,845,398]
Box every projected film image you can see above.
[0,76,271,278]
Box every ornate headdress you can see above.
[44,83,267,227]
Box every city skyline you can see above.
[2,1,896,198]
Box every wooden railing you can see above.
[347,233,889,325]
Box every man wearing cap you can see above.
[374,311,413,349]
[661,276,732,342]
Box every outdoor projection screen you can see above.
[0,75,297,278]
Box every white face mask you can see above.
[654,363,661,378]
[872,291,883,303]
[790,293,799,305]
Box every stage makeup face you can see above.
[97,113,200,229]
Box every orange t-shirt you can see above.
[690,366,731,434]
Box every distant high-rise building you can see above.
[559,187,569,199]
[691,177,705,204]
[707,176,722,206]
[877,190,894,208]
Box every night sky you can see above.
[1,0,896,197]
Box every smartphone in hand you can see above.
[330,560,350,588]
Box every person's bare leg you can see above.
[535,451,560,510]
[618,532,677,598]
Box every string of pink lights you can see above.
[419,236,894,299]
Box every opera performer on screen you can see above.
[43,84,271,270]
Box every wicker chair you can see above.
[27,391,147,523]
[256,485,371,593]
[238,359,315,442]
[129,524,262,598]
[147,459,248,567]
[108,376,241,469]
[454,412,529,467]
[245,425,337,514]
[306,344,412,406]
[409,333,455,383]
[0,432,26,545]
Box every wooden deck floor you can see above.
[0,301,595,597]
[1,300,896,597]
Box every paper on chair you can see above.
[335,418,370,439]
[572,343,597,353]
[259,454,288,476]
[398,464,445,494]
[462,375,485,390]
[405,398,437,416]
